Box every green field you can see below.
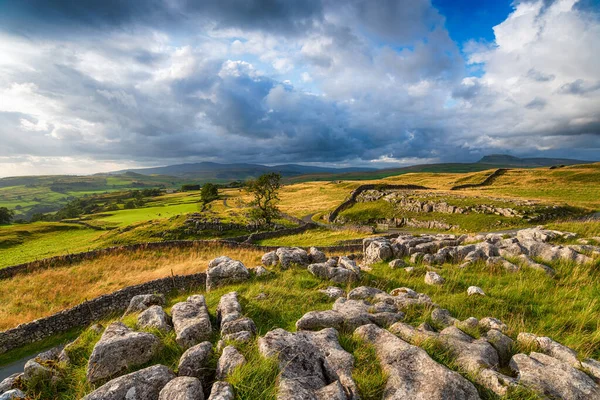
[4,244,600,399]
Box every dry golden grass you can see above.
[278,181,363,217]
[0,244,264,330]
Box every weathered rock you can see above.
[23,359,53,382]
[517,255,555,275]
[485,329,514,365]
[510,352,600,399]
[159,376,205,400]
[521,240,592,264]
[0,374,22,395]
[308,261,360,283]
[388,259,407,269]
[431,308,458,328]
[216,346,246,380]
[172,295,212,349]
[216,292,242,325]
[296,310,344,331]
[456,317,479,331]
[467,286,485,296]
[354,324,480,399]
[0,390,26,400]
[486,257,519,272]
[582,358,600,382]
[425,271,445,285]
[262,251,279,267]
[125,294,166,314]
[479,317,507,332]
[410,252,424,263]
[206,257,250,290]
[207,381,234,400]
[364,239,393,265]
[517,333,582,368]
[86,322,162,383]
[276,247,310,269]
[178,341,213,384]
[255,265,270,276]
[83,365,175,400]
[439,326,500,372]
[303,328,358,399]
[222,330,253,344]
[338,257,360,274]
[309,247,327,264]
[259,328,345,399]
[319,286,346,299]
[138,305,172,332]
[347,286,385,300]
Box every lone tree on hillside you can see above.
[0,207,14,224]
[245,173,281,224]
[201,183,219,204]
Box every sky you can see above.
[0,0,599,177]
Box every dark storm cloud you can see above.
[0,0,323,36]
[0,0,598,176]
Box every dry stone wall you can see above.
[0,273,206,355]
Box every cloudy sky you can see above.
[1,0,599,176]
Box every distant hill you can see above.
[287,155,594,183]
[478,154,590,166]
[111,162,375,180]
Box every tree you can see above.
[201,183,219,204]
[181,184,201,191]
[245,173,281,224]
[0,207,14,224]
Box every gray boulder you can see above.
[207,381,235,400]
[364,240,393,265]
[318,286,346,299]
[0,390,26,400]
[309,247,327,263]
[479,317,507,332]
[87,322,162,383]
[485,329,514,365]
[431,308,458,328]
[172,295,212,349]
[467,286,485,296]
[388,259,407,269]
[255,266,270,276]
[159,376,204,400]
[261,251,279,267]
[206,257,250,291]
[276,247,310,269]
[347,286,385,300]
[138,305,172,332]
[510,352,600,399]
[354,324,480,399]
[83,365,175,400]
[125,293,166,315]
[258,328,351,399]
[424,271,445,285]
[296,310,344,331]
[308,261,359,284]
[23,359,53,383]
[216,346,246,380]
[178,341,213,384]
[0,374,22,395]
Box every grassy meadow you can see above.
[8,245,600,399]
[0,244,265,330]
